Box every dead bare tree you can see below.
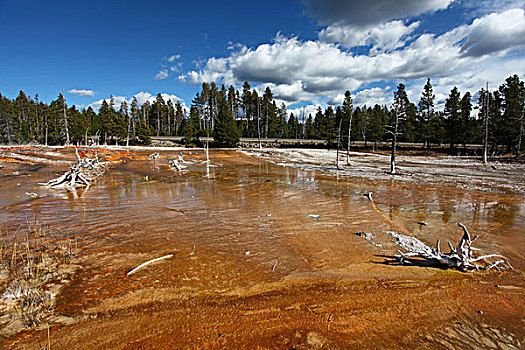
[336,118,342,169]
[343,91,353,165]
[385,108,405,174]
[385,84,409,174]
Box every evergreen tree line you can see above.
[0,75,523,154]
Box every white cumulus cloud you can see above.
[461,8,525,57]
[68,89,96,97]
[319,20,420,54]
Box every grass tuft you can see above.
[0,218,77,327]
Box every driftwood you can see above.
[355,232,383,248]
[127,254,173,275]
[168,159,187,171]
[44,149,107,189]
[393,223,512,271]
[363,192,511,272]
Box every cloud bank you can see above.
[88,92,186,111]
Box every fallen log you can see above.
[392,223,512,272]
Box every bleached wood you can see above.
[392,222,512,272]
[127,254,173,276]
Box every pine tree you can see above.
[83,107,96,145]
[174,101,184,136]
[287,113,296,138]
[368,104,387,150]
[115,101,128,144]
[241,82,252,136]
[429,112,446,146]
[136,113,151,145]
[214,94,240,147]
[262,87,273,137]
[182,106,199,144]
[478,86,495,162]
[459,92,473,147]
[154,93,165,136]
[68,106,87,145]
[97,100,113,145]
[418,78,434,149]
[498,74,525,155]
[304,115,315,139]
[0,93,14,144]
[444,87,461,149]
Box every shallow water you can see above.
[0,149,523,273]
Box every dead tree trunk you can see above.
[126,114,131,147]
[483,83,490,164]
[346,111,352,165]
[390,110,400,174]
[257,98,262,149]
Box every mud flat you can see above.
[0,146,523,349]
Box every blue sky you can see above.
[1,0,524,115]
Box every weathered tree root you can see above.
[44,148,107,189]
[393,223,513,272]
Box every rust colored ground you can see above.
[0,147,523,349]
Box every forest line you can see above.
[0,75,523,157]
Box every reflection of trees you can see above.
[437,190,455,224]
[485,198,521,229]
[193,163,281,212]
